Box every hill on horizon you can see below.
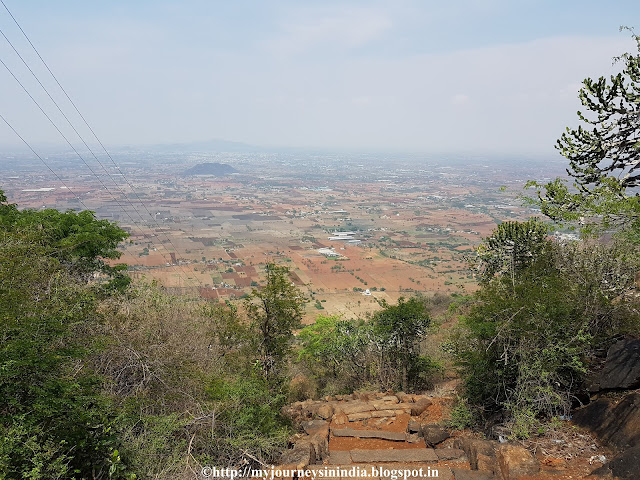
[182,162,238,176]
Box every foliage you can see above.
[525,31,640,238]
[0,235,127,478]
[205,373,290,466]
[446,397,476,430]
[475,218,549,284]
[454,254,589,435]
[0,189,130,289]
[298,298,439,394]
[298,315,374,392]
[98,282,292,474]
[245,263,306,379]
[454,238,639,438]
[372,297,432,392]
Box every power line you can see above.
[0,111,89,210]
[0,57,196,289]
[0,0,203,291]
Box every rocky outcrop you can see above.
[495,444,540,479]
[591,445,640,480]
[572,392,640,451]
[421,424,450,446]
[589,337,640,392]
[572,337,640,480]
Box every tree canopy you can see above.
[526,30,640,238]
[245,263,305,379]
[0,190,129,289]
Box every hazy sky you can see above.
[0,0,638,154]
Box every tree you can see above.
[476,218,549,285]
[298,315,373,391]
[0,190,130,289]
[372,297,431,392]
[526,30,640,237]
[0,225,125,477]
[245,263,305,379]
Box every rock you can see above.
[341,402,373,415]
[592,337,640,391]
[455,438,496,472]
[591,445,640,480]
[451,469,495,480]
[371,409,398,418]
[411,398,433,416]
[327,450,352,465]
[572,392,640,450]
[496,444,539,480]
[300,400,320,419]
[317,404,334,420]
[355,391,372,401]
[421,425,450,446]
[279,440,316,468]
[309,434,329,461]
[396,392,414,403]
[302,420,329,437]
[381,395,400,403]
[331,428,406,441]
[347,411,374,421]
[435,448,467,461]
[407,433,422,443]
[332,412,348,426]
[350,448,438,463]
[477,453,496,473]
[407,419,421,433]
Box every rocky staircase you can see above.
[279,392,543,480]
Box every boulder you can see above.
[411,398,432,416]
[332,411,348,426]
[455,438,496,473]
[309,434,329,461]
[496,444,540,480]
[591,445,640,480]
[421,425,450,446]
[572,392,640,450]
[279,440,316,468]
[317,404,334,420]
[302,420,329,437]
[435,448,467,461]
[407,419,421,433]
[591,337,640,392]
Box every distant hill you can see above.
[182,162,238,176]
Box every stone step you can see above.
[315,463,453,480]
[347,409,399,421]
[332,428,407,441]
[451,469,495,480]
[350,448,438,463]
[434,448,467,461]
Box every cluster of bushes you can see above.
[450,220,639,438]
[0,193,297,478]
[297,297,443,396]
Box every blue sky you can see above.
[0,0,638,154]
